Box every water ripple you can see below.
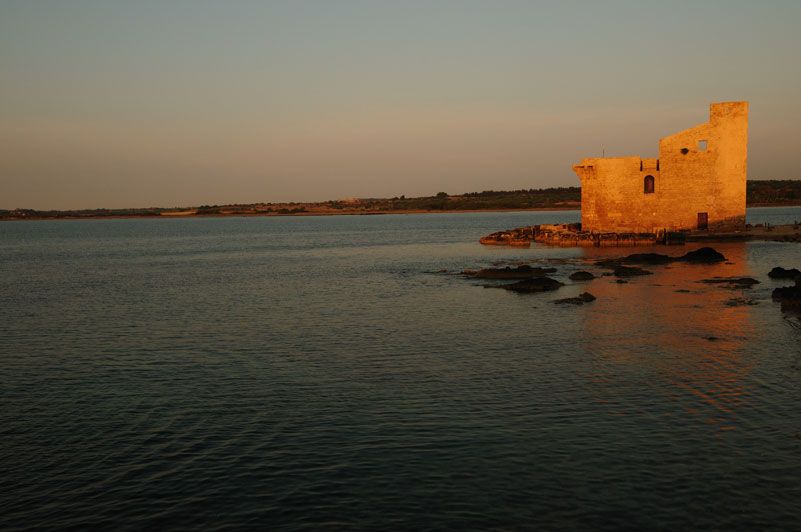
[2,211,801,530]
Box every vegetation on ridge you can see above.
[2,180,800,219]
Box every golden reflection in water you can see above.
[577,243,756,432]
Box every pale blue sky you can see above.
[2,0,800,209]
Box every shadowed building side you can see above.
[573,102,748,233]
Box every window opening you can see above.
[644,175,655,194]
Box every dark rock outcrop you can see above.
[554,292,596,305]
[679,247,726,263]
[772,277,801,309]
[502,277,564,293]
[569,271,595,281]
[614,265,653,277]
[768,267,801,279]
[597,247,726,269]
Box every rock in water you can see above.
[679,247,726,263]
[768,266,801,279]
[772,284,801,306]
[554,292,596,305]
[613,266,653,277]
[470,265,556,279]
[569,271,595,281]
[598,247,725,268]
[503,277,564,293]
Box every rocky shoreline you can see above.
[480,223,801,248]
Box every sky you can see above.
[2,0,801,209]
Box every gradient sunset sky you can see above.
[2,0,801,209]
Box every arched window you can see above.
[644,175,655,194]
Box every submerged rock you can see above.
[554,292,596,305]
[502,277,564,293]
[700,277,760,287]
[731,277,760,286]
[614,265,653,277]
[619,253,674,265]
[469,265,557,279]
[768,266,801,279]
[725,297,759,307]
[679,247,726,263]
[595,258,622,269]
[597,247,725,269]
[569,271,595,281]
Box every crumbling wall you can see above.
[573,102,748,233]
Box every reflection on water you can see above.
[578,244,755,432]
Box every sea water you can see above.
[1,208,800,530]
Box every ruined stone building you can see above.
[573,101,748,233]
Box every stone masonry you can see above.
[573,102,748,233]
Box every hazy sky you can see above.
[2,0,801,209]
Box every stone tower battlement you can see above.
[573,101,748,233]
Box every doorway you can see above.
[697,212,709,230]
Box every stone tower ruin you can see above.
[573,101,748,233]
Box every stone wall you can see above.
[573,102,748,233]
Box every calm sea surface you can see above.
[2,208,800,531]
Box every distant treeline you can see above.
[2,180,800,219]
[361,187,581,211]
[746,180,801,205]
[0,207,166,219]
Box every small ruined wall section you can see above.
[574,101,748,233]
[575,157,664,233]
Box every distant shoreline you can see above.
[4,181,801,221]
[3,203,801,222]
[0,206,580,221]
